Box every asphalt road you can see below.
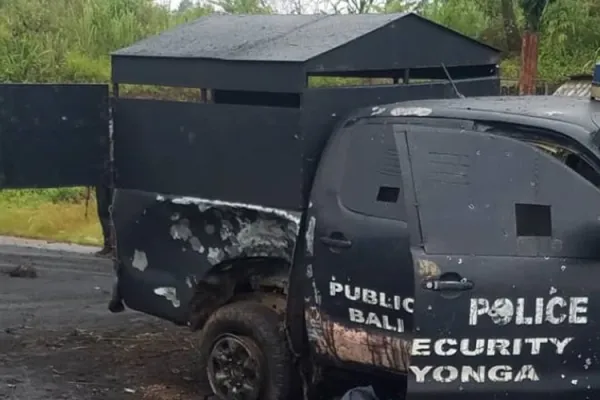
[0,237,208,400]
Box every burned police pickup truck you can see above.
[110,92,600,400]
[3,11,600,400]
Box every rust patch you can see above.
[307,311,411,372]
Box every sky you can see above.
[155,0,183,10]
[154,0,423,14]
[154,0,421,14]
[155,0,340,14]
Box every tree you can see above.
[178,0,195,12]
[210,0,272,14]
[518,0,553,94]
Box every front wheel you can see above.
[197,300,296,400]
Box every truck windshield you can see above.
[530,141,600,187]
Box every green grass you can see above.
[0,188,103,246]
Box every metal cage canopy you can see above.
[111,12,501,92]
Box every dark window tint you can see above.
[515,203,552,237]
[377,186,400,203]
[340,126,406,221]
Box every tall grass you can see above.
[0,187,103,245]
[0,0,211,83]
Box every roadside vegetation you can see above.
[0,188,101,245]
[0,0,598,244]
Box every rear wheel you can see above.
[198,300,295,400]
[207,333,263,399]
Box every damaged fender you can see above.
[111,189,301,325]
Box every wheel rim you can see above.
[207,334,264,400]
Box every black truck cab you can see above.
[302,94,600,399]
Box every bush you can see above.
[0,0,211,84]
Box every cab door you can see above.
[405,124,600,400]
[305,120,417,375]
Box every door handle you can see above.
[423,278,474,292]
[320,235,352,249]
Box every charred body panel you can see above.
[0,84,109,188]
[111,189,300,325]
[302,120,416,378]
[106,11,504,396]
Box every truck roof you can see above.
[363,95,600,150]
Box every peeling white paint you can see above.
[305,216,316,256]
[311,278,321,304]
[220,220,234,241]
[390,107,432,117]
[207,247,225,265]
[156,195,165,201]
[188,236,205,253]
[198,203,212,212]
[159,194,301,264]
[230,219,291,255]
[185,276,193,288]
[132,250,148,271]
[163,195,301,225]
[154,287,180,308]
[371,106,386,116]
[170,219,192,241]
[549,286,558,295]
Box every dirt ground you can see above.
[0,237,213,400]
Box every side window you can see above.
[339,125,407,221]
[532,142,600,188]
[407,125,600,258]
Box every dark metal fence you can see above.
[500,79,563,96]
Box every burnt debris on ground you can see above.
[2,264,38,278]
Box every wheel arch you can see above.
[113,190,301,326]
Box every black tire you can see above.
[197,300,295,400]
